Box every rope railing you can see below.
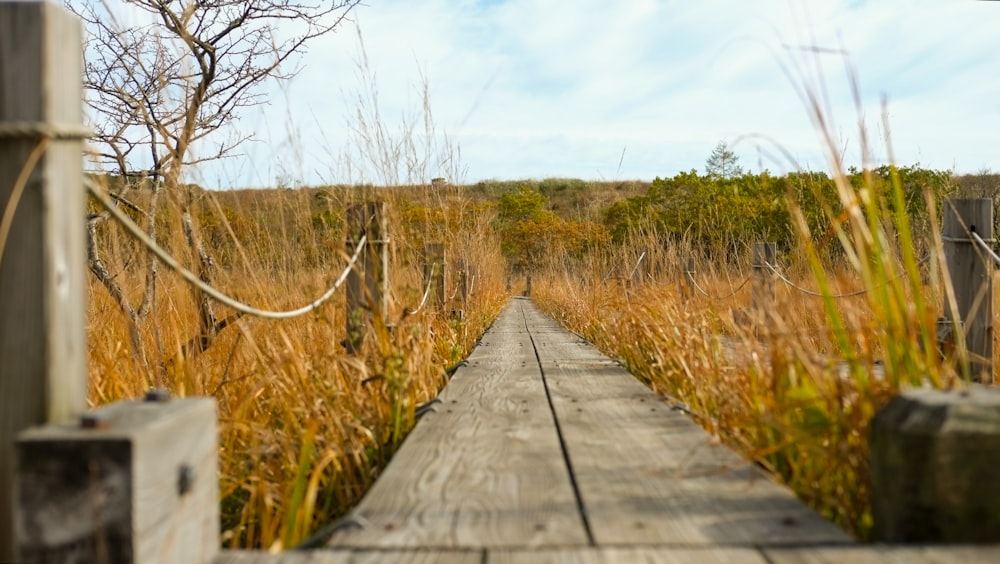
[86,178,366,320]
[971,231,1000,267]
[629,251,647,281]
[406,263,437,316]
[762,256,930,299]
[763,261,868,298]
[688,272,751,300]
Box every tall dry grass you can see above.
[532,67,980,538]
[87,181,507,549]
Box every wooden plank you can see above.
[214,549,482,564]
[488,547,767,564]
[0,4,88,560]
[519,301,853,547]
[213,545,1000,564]
[765,546,1000,564]
[327,299,587,549]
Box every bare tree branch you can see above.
[68,0,362,357]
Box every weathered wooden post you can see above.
[0,4,88,559]
[457,258,469,306]
[630,250,647,287]
[678,257,695,299]
[345,202,388,354]
[752,242,777,321]
[871,387,1000,542]
[423,242,445,310]
[452,257,469,320]
[16,393,219,563]
[942,199,993,383]
[2,5,219,562]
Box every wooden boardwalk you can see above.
[217,298,1000,563]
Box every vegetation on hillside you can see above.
[79,159,998,547]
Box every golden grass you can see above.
[86,185,507,549]
[533,200,984,540]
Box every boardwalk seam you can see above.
[519,300,597,547]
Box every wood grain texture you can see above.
[765,546,1000,564]
[16,399,218,564]
[519,301,853,547]
[0,4,87,560]
[942,199,994,383]
[327,299,587,549]
[215,549,482,564]
[216,545,1000,563]
[488,547,768,564]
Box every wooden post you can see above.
[524,274,533,297]
[678,257,695,299]
[345,202,388,354]
[871,388,1000,542]
[16,396,218,563]
[0,4,88,559]
[752,242,777,321]
[457,258,469,306]
[630,250,647,287]
[942,199,993,383]
[424,242,445,310]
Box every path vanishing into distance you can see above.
[220,298,1000,563]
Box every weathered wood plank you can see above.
[764,546,1000,564]
[327,300,587,549]
[519,301,853,547]
[487,547,767,564]
[215,548,482,564]
[0,4,88,560]
[216,545,1000,564]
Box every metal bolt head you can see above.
[177,464,195,496]
[80,412,111,430]
[144,388,170,402]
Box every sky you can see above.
[105,0,1000,188]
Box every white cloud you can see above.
[98,0,1000,186]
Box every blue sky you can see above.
[112,0,1000,188]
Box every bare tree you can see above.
[68,0,361,363]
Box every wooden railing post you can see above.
[16,393,219,563]
[457,258,469,306]
[0,4,88,559]
[678,257,695,299]
[424,242,445,310]
[942,199,993,383]
[752,242,777,321]
[630,250,647,287]
[871,388,1000,542]
[346,202,388,354]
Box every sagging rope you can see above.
[86,178,366,320]
[406,263,437,316]
[762,255,930,299]
[762,261,868,298]
[688,272,751,300]
[971,231,1000,267]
